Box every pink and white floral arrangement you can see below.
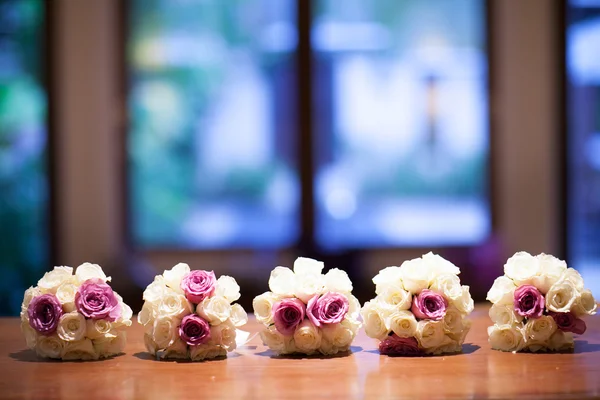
[253,257,361,356]
[138,263,248,361]
[487,252,597,352]
[361,253,473,356]
[20,263,132,360]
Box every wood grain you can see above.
[1,305,599,399]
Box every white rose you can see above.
[293,320,322,354]
[488,304,523,327]
[347,295,361,320]
[430,273,462,301]
[268,267,296,295]
[426,335,461,355]
[114,301,133,328]
[321,322,354,349]
[377,284,412,311]
[503,252,539,285]
[253,292,278,325]
[152,316,179,349]
[215,275,241,303]
[415,320,445,350]
[61,338,98,361]
[532,254,567,293]
[372,266,402,295]
[55,283,78,312]
[548,330,574,352]
[38,266,73,293]
[211,320,237,351]
[162,262,190,293]
[294,273,325,303]
[572,289,597,317]
[94,333,127,358]
[319,337,338,356]
[453,286,474,315]
[293,257,324,276]
[443,307,466,335]
[197,296,231,325]
[190,343,226,361]
[386,310,417,338]
[75,263,109,283]
[260,326,288,353]
[230,304,248,327]
[160,337,189,359]
[488,325,524,352]
[143,276,167,303]
[546,280,578,313]
[559,268,585,292]
[156,289,192,319]
[342,317,362,335]
[523,315,556,342]
[486,276,517,305]
[85,319,115,340]
[422,252,461,276]
[324,268,353,294]
[144,333,158,356]
[35,335,63,359]
[399,258,430,294]
[448,318,471,343]
[57,312,86,342]
[21,320,37,349]
[138,302,155,328]
[360,301,390,340]
[21,286,41,316]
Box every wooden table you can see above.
[1,305,599,399]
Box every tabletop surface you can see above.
[1,305,599,400]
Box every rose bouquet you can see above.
[138,263,248,361]
[361,252,474,356]
[253,257,361,356]
[487,252,597,352]
[20,263,132,360]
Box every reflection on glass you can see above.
[0,0,47,315]
[128,0,299,248]
[313,0,490,249]
[567,0,600,297]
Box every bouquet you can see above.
[487,252,597,352]
[138,263,248,361]
[20,263,132,360]
[253,257,361,356]
[361,252,473,356]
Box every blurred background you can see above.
[0,0,597,315]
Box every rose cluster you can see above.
[20,263,132,360]
[138,263,248,361]
[487,252,597,352]
[361,252,474,356]
[253,257,361,356]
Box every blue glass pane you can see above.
[0,0,47,315]
[128,0,299,249]
[313,0,490,249]
[566,0,600,298]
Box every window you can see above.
[128,0,490,252]
[0,0,47,314]
[566,0,600,296]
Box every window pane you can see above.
[0,0,47,314]
[313,0,490,249]
[128,0,299,249]
[566,0,600,297]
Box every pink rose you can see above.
[179,314,211,345]
[379,335,422,356]
[272,298,305,335]
[411,289,447,320]
[75,278,121,321]
[180,270,216,304]
[306,292,349,327]
[550,311,586,335]
[514,285,545,319]
[28,294,63,335]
